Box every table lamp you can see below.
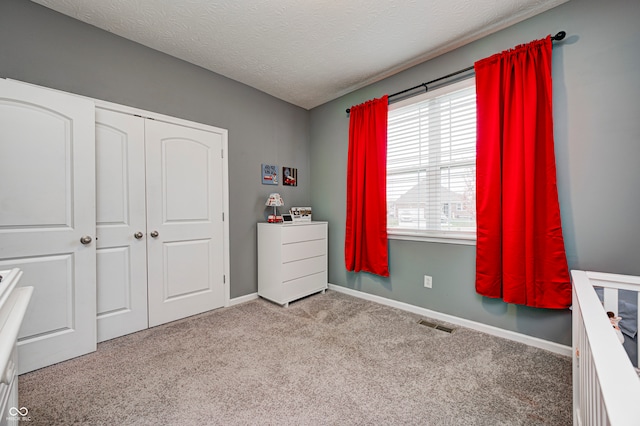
[265,193,284,222]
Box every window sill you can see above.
[387,230,477,246]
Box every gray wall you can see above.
[0,0,311,299]
[310,0,640,345]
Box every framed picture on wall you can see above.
[262,163,278,185]
[282,166,297,186]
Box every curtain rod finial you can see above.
[552,31,566,41]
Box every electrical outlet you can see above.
[423,275,432,288]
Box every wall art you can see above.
[262,163,278,185]
[282,166,297,186]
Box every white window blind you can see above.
[387,78,476,242]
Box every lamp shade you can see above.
[265,193,284,207]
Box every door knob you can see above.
[150,231,159,238]
[80,235,93,245]
[134,232,144,239]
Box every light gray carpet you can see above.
[19,291,572,425]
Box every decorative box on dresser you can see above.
[258,222,328,307]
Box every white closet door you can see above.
[0,79,96,373]
[95,108,148,342]
[145,119,225,327]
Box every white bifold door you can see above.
[95,109,148,342]
[0,80,227,373]
[0,79,97,373]
[144,119,226,327]
[95,107,226,337]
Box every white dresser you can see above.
[258,222,328,307]
[0,269,33,426]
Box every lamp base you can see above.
[268,214,283,223]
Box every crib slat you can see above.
[603,287,618,315]
[572,270,640,426]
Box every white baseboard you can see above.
[228,292,259,307]
[328,284,572,357]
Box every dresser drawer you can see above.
[281,239,326,263]
[281,224,326,244]
[282,255,326,282]
[282,272,326,301]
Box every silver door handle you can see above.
[150,231,159,238]
[80,235,92,245]
[134,232,144,239]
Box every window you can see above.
[387,78,476,243]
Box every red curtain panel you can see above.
[474,37,571,309]
[345,95,390,277]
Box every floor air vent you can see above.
[418,319,454,334]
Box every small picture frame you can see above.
[262,164,278,185]
[290,207,312,222]
[282,166,297,186]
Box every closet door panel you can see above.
[145,120,225,327]
[0,79,96,374]
[164,140,210,221]
[0,255,73,338]
[164,239,212,298]
[95,108,148,342]
[96,247,131,313]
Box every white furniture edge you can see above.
[328,283,572,356]
[571,270,640,426]
[0,269,22,313]
[0,269,33,384]
[0,288,33,384]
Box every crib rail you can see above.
[572,270,640,425]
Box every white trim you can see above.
[328,284,571,357]
[220,129,231,308]
[2,80,221,134]
[94,98,223,133]
[388,232,476,246]
[228,292,259,307]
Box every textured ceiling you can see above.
[31,0,569,110]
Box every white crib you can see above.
[572,270,640,425]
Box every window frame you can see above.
[386,77,477,246]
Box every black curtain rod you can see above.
[346,31,566,114]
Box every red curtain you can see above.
[345,95,390,277]
[474,37,571,309]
